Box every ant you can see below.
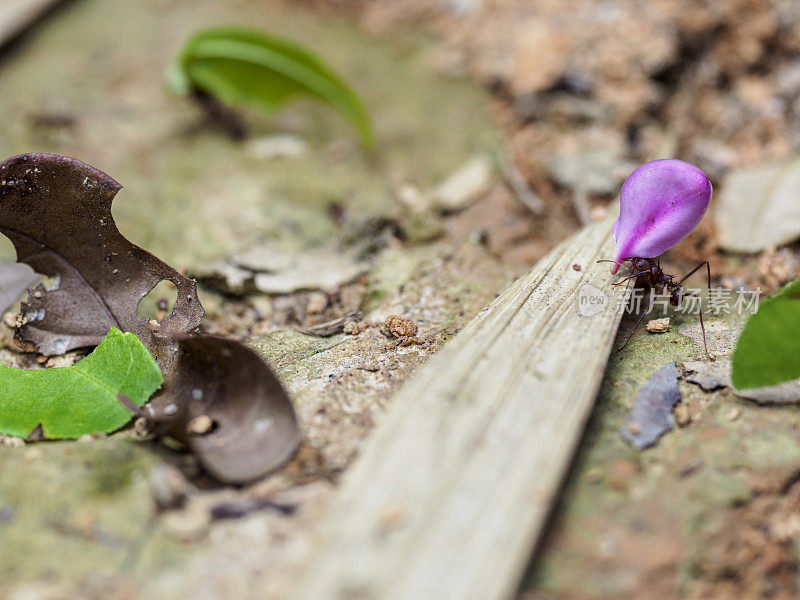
[597,257,713,360]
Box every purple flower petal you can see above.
[611,159,712,273]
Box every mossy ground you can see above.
[523,309,800,600]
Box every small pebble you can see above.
[674,403,691,426]
[627,422,641,435]
[646,317,671,333]
[133,417,151,438]
[726,407,742,422]
[186,415,214,435]
[306,292,328,314]
[149,464,190,510]
[607,459,640,491]
[249,296,274,319]
[45,353,79,369]
[0,434,25,448]
[161,499,210,542]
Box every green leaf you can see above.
[170,27,374,147]
[731,278,800,390]
[0,328,163,439]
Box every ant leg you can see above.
[677,260,711,287]
[616,289,655,352]
[697,302,712,360]
[683,292,713,360]
[617,305,649,352]
[677,261,713,359]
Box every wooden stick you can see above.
[291,214,633,600]
[0,0,64,49]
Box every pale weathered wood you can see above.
[291,215,634,600]
[0,0,64,49]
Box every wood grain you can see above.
[291,215,634,600]
[0,0,64,49]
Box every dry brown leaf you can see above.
[0,153,203,368]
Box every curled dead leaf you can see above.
[0,153,203,369]
[141,335,301,484]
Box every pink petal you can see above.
[610,159,711,273]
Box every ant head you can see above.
[631,258,650,271]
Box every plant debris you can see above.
[209,497,296,520]
[199,243,368,296]
[299,311,362,337]
[137,335,301,484]
[734,379,800,405]
[430,154,494,212]
[0,153,203,370]
[621,362,682,450]
[683,359,731,392]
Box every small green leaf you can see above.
[0,328,163,439]
[170,27,374,147]
[731,278,800,390]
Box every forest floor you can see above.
[1,1,800,599]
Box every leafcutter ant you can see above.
[597,257,713,359]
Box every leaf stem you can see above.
[191,89,248,140]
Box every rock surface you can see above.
[716,158,800,253]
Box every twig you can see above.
[289,214,634,600]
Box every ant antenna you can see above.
[596,259,627,268]
[611,270,649,286]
